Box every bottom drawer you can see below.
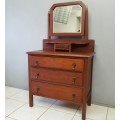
[31,81,82,103]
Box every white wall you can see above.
[5,0,115,107]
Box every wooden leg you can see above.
[29,93,33,107]
[87,93,91,106]
[87,57,93,106]
[82,103,86,120]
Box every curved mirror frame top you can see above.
[49,1,86,36]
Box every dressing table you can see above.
[27,1,95,120]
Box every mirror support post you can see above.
[84,7,88,39]
[48,11,50,39]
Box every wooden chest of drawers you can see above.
[27,50,94,119]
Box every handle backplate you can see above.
[34,61,39,66]
[72,63,76,70]
[72,77,76,84]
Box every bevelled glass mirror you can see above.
[49,1,87,37]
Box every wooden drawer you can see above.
[30,68,83,86]
[31,81,82,103]
[54,43,69,50]
[29,56,84,72]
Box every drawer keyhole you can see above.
[72,77,76,84]
[72,63,76,70]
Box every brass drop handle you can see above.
[35,73,39,79]
[72,63,76,70]
[72,93,76,100]
[72,77,76,84]
[34,61,39,66]
[36,87,40,93]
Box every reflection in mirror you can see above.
[53,5,82,33]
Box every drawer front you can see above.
[30,68,83,86]
[31,81,82,103]
[29,56,84,72]
[55,43,69,50]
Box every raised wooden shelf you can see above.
[43,39,94,52]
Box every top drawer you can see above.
[29,56,84,72]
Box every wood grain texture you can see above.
[29,55,84,72]
[27,50,94,58]
[30,67,83,86]
[43,39,94,52]
[31,81,82,103]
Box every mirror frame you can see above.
[49,1,87,37]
